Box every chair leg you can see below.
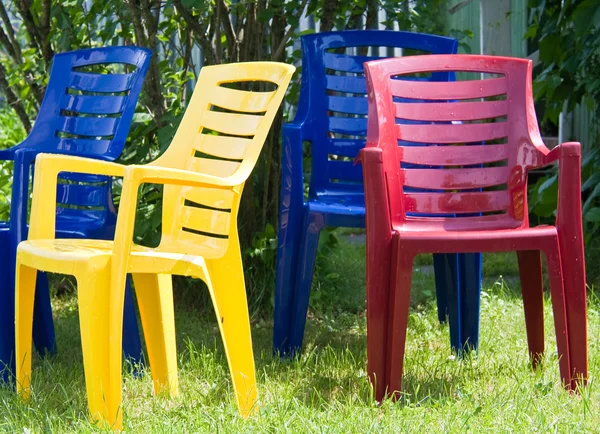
[385,246,414,401]
[32,271,56,356]
[517,250,545,368]
[542,247,571,387]
[15,262,38,396]
[205,238,257,418]
[288,210,325,356]
[459,252,482,352]
[122,276,144,366]
[433,254,461,352]
[132,273,178,396]
[77,270,123,430]
[432,254,450,324]
[273,204,304,357]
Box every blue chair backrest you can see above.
[23,46,151,225]
[296,30,458,202]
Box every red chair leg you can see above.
[543,246,571,387]
[385,243,413,400]
[366,238,393,402]
[517,250,545,368]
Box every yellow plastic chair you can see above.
[15,61,294,430]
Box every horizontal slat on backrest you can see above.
[327,96,368,115]
[201,111,262,136]
[323,52,383,73]
[55,138,112,155]
[181,186,235,210]
[398,122,507,143]
[68,72,135,93]
[401,167,509,190]
[58,116,119,137]
[181,206,231,235]
[395,100,508,121]
[62,95,127,114]
[56,184,107,207]
[325,75,367,94]
[189,157,240,177]
[176,230,229,258]
[391,77,507,100]
[405,191,509,214]
[328,160,363,182]
[328,138,365,157]
[400,144,507,166]
[195,134,251,160]
[210,87,275,113]
[328,117,367,135]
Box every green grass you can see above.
[2,236,599,432]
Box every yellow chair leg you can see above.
[205,239,257,417]
[15,262,38,398]
[132,273,178,396]
[77,270,123,430]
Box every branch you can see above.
[218,0,238,61]
[39,0,54,66]
[319,0,339,32]
[173,0,217,65]
[0,62,31,132]
[125,0,148,46]
[14,0,42,51]
[0,1,21,59]
[272,0,309,61]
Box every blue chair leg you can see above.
[433,254,450,323]
[0,230,15,383]
[288,210,325,356]
[31,272,56,356]
[273,207,305,356]
[433,253,463,352]
[458,252,482,352]
[122,276,143,365]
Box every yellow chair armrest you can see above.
[125,165,243,189]
[28,154,126,240]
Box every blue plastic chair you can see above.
[273,30,483,357]
[0,46,151,382]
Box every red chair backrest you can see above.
[364,55,548,228]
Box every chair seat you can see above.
[394,224,558,254]
[394,214,523,233]
[18,239,209,277]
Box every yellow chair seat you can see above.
[19,239,210,277]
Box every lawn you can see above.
[1,233,598,432]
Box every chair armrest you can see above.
[125,165,242,189]
[28,154,126,240]
[361,147,392,232]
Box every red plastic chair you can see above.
[361,54,587,401]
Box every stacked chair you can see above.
[361,54,587,400]
[273,30,484,360]
[0,46,151,382]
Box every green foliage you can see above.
[527,0,600,242]
[0,0,448,299]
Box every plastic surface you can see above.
[0,46,151,383]
[362,54,587,401]
[15,61,295,430]
[273,30,483,360]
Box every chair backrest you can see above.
[156,62,294,257]
[296,30,458,202]
[25,46,151,226]
[364,54,543,227]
